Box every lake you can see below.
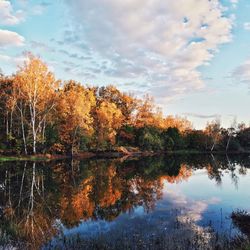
[0,154,250,249]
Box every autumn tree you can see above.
[135,95,156,128]
[97,85,138,124]
[133,93,193,132]
[163,116,192,132]
[13,55,59,154]
[57,81,96,155]
[95,101,124,149]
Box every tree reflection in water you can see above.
[0,154,249,249]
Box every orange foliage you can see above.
[98,166,122,207]
[135,95,192,132]
[71,177,95,220]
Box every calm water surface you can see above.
[0,154,250,249]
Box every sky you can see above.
[0,0,250,129]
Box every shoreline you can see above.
[0,149,250,162]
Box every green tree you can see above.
[163,127,185,150]
[136,126,164,151]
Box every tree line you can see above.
[0,54,250,155]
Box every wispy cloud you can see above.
[31,4,48,16]
[0,53,27,68]
[232,59,250,85]
[182,113,221,119]
[29,40,56,53]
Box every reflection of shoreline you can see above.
[61,163,195,225]
[160,164,193,184]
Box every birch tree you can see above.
[13,55,59,154]
[205,119,221,151]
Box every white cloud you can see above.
[162,188,220,222]
[65,0,233,100]
[0,29,25,47]
[0,0,24,25]
[244,22,250,31]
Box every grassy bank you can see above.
[0,154,69,162]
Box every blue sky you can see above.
[0,0,250,129]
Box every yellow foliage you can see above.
[135,95,156,128]
[57,81,96,152]
[13,54,60,153]
[96,101,124,146]
[163,115,193,132]
[14,54,59,112]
